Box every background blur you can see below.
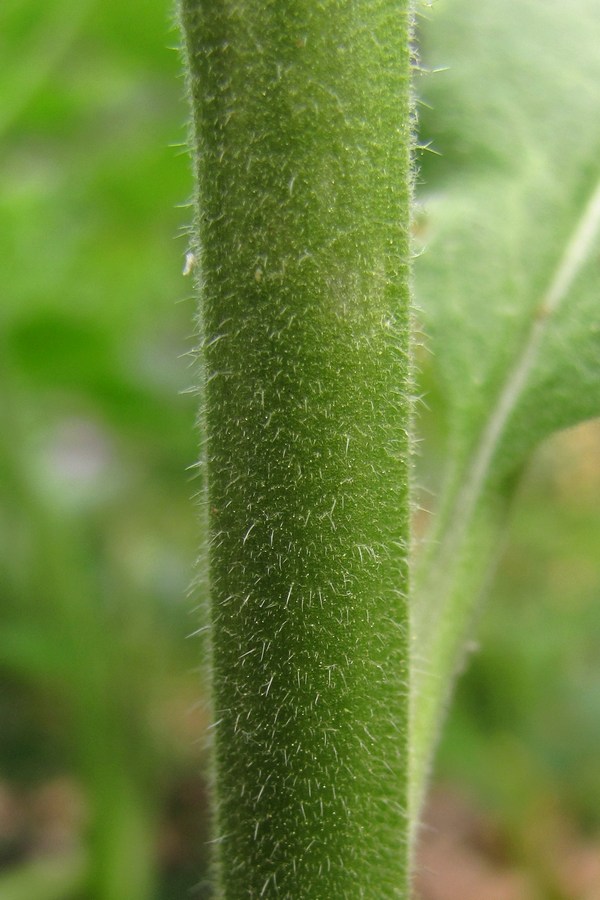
[1,1,599,898]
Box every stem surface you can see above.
[180,2,413,896]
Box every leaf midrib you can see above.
[429,174,600,590]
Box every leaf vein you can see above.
[439,175,600,571]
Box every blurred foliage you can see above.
[0,0,208,897]
[1,0,599,898]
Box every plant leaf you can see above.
[410,0,600,819]
[417,0,600,499]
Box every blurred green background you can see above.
[1,1,207,897]
[1,1,599,898]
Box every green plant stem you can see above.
[410,495,506,832]
[180,2,413,896]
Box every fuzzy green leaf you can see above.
[411,0,600,821]
[417,0,600,496]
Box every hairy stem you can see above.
[179,2,413,896]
